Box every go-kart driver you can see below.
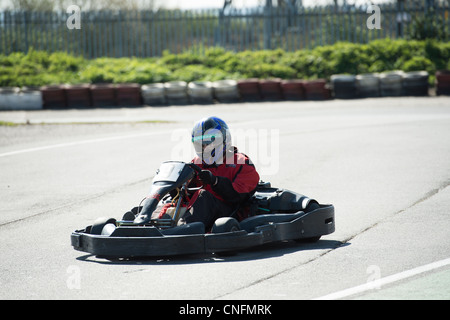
[178,116,260,230]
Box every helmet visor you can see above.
[192,129,225,164]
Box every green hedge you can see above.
[1,39,449,87]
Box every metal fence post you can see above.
[263,0,272,50]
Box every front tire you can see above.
[90,217,116,235]
[211,217,240,233]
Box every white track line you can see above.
[0,121,267,158]
[314,257,450,300]
[0,130,173,158]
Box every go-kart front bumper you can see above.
[71,205,335,258]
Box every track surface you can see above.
[1,97,449,300]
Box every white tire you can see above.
[164,81,188,105]
[141,83,166,105]
[212,80,239,101]
[188,81,213,104]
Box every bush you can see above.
[170,65,232,82]
[79,58,171,84]
[400,56,434,74]
[159,51,203,70]
[1,39,450,87]
[0,49,85,86]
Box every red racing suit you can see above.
[182,148,260,228]
[190,147,260,205]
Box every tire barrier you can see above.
[331,75,357,99]
[331,71,430,98]
[212,80,240,103]
[116,83,141,106]
[65,84,91,108]
[356,73,380,98]
[90,84,116,107]
[0,70,439,110]
[237,79,261,101]
[259,79,283,101]
[0,87,43,110]
[281,80,305,100]
[141,83,166,106]
[436,70,450,96]
[41,85,66,109]
[188,81,214,104]
[379,71,404,97]
[402,71,429,96]
[0,87,19,110]
[164,81,189,105]
[303,79,331,100]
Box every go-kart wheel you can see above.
[90,217,117,235]
[121,206,142,221]
[122,211,135,221]
[211,217,240,233]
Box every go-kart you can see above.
[71,161,335,258]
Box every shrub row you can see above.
[1,39,450,88]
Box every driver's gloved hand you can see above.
[198,170,218,186]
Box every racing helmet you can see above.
[192,116,231,165]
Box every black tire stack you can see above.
[331,75,357,99]
[332,70,430,98]
[379,71,403,97]
[356,74,380,98]
[402,71,429,96]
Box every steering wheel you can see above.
[188,162,202,174]
[186,163,204,191]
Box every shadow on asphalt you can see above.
[75,239,348,265]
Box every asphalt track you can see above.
[1,97,449,300]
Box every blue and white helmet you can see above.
[192,116,231,165]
